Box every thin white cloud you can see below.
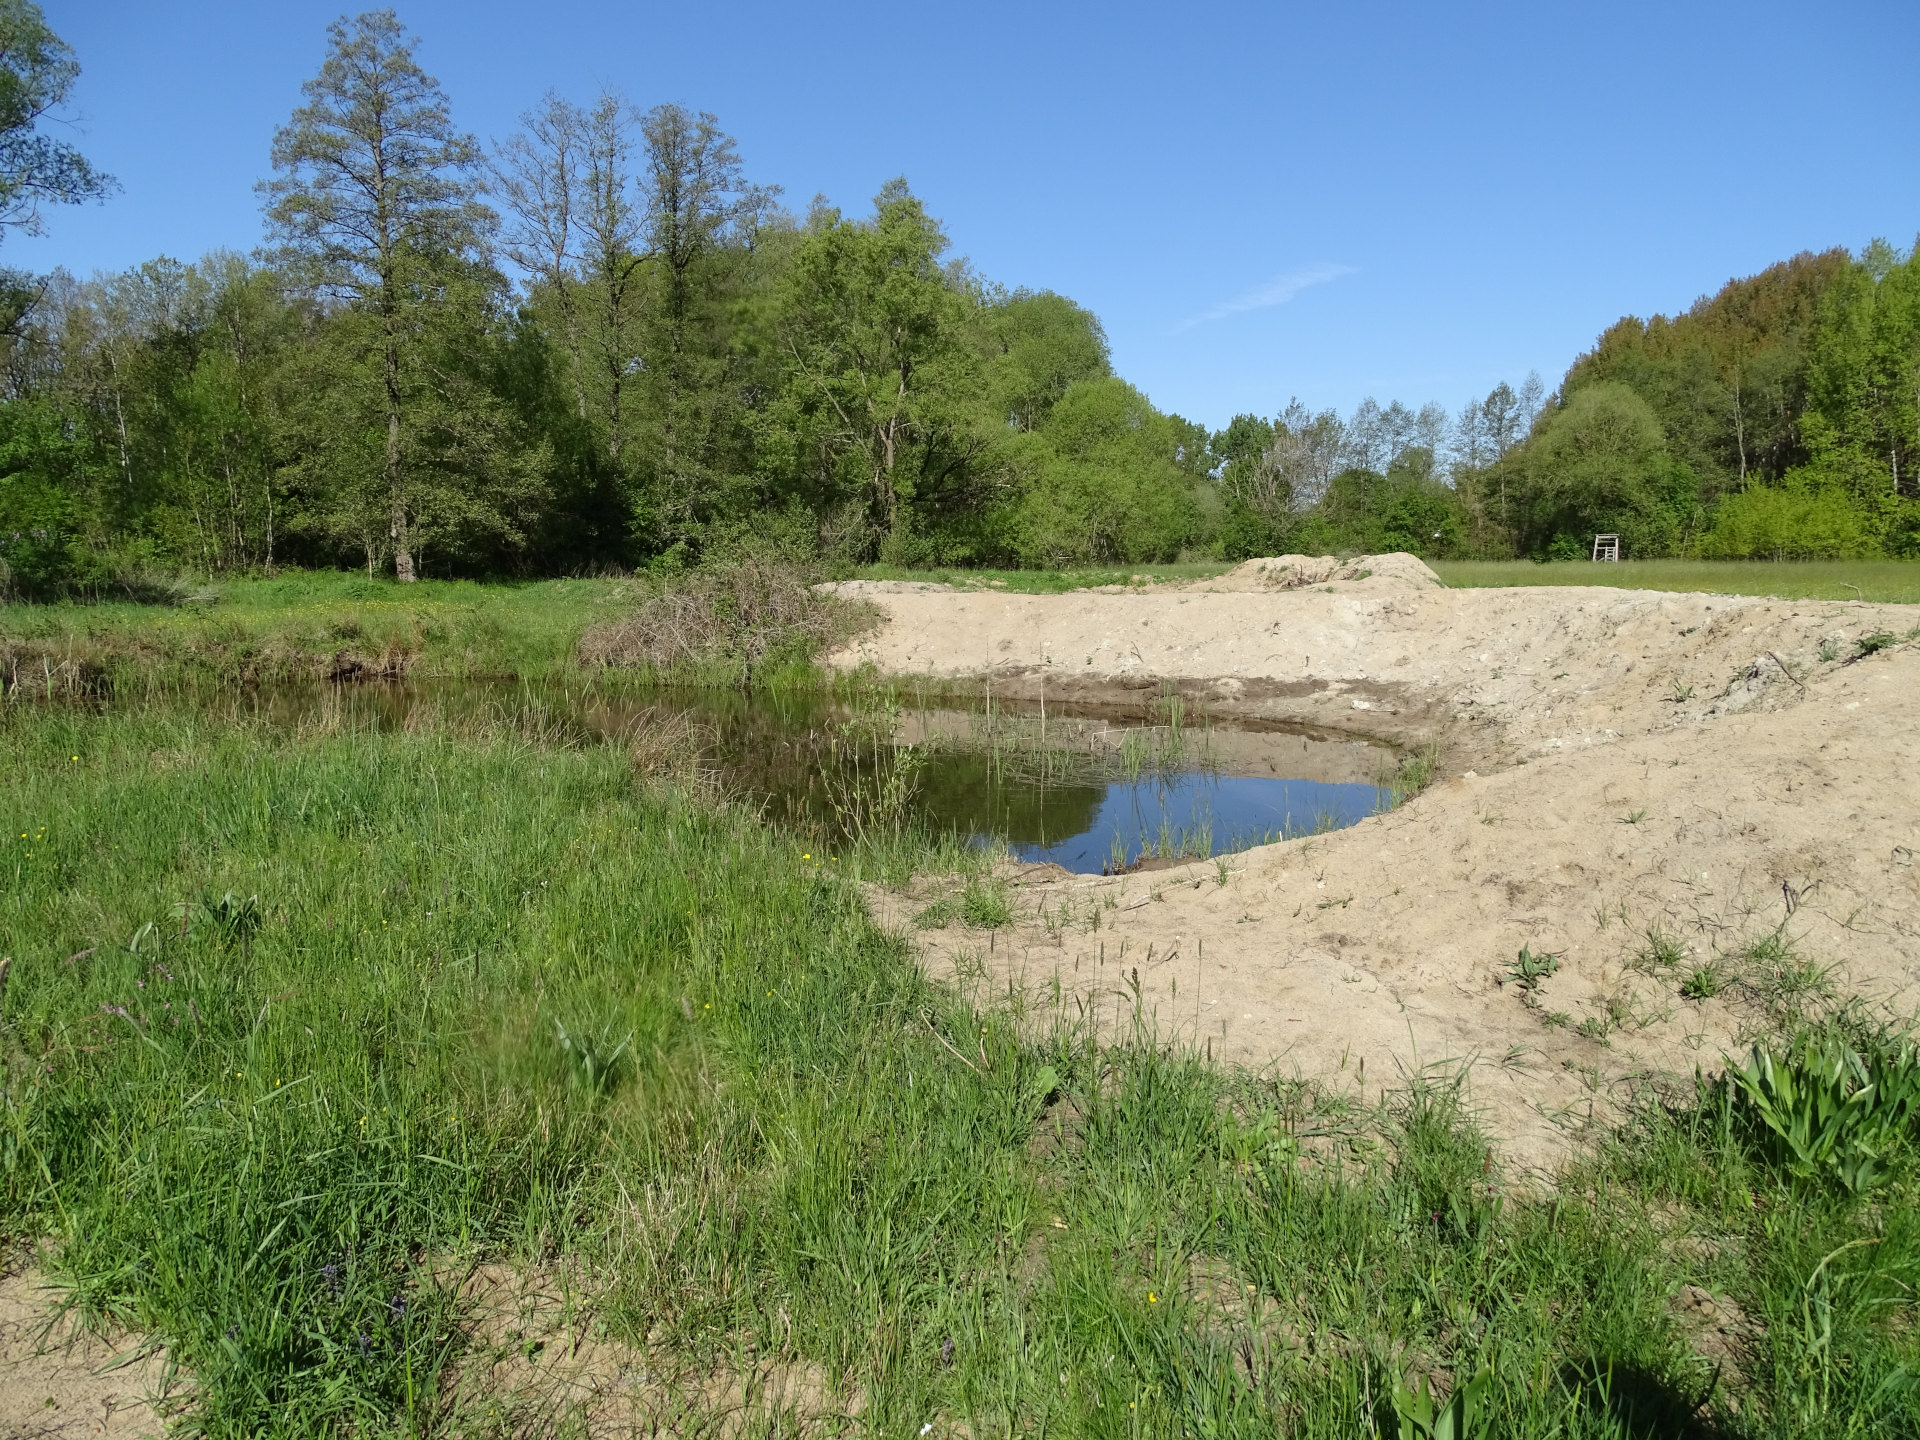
[1179,263,1356,329]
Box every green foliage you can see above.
[0,0,115,237]
[1378,1367,1494,1440]
[14,11,1920,584]
[186,890,262,950]
[1679,965,1724,1001]
[1695,474,1879,558]
[1512,382,1700,558]
[1003,378,1204,566]
[1505,944,1559,992]
[0,395,92,595]
[1726,1032,1920,1193]
[1562,249,1845,495]
[989,289,1111,433]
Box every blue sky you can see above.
[23,0,1920,430]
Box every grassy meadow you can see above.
[1430,559,1920,604]
[0,571,633,692]
[0,699,1917,1435]
[1,565,1918,1435]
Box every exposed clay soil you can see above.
[834,556,1920,1171]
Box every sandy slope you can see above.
[835,558,1920,1169]
[823,557,1919,771]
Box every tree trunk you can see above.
[384,308,414,582]
[1732,376,1748,485]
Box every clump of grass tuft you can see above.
[1737,930,1835,1026]
[1379,741,1441,810]
[1637,925,1687,973]
[916,876,1012,930]
[1680,964,1725,1001]
[960,878,1012,928]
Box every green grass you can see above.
[1432,559,1920,603]
[4,701,1920,1435]
[1,570,635,690]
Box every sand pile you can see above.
[822,562,1919,770]
[1198,551,1445,593]
[834,565,1920,1168]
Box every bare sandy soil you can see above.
[0,1262,185,1437]
[835,556,1920,1170]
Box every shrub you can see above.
[1695,481,1879,559]
[576,552,877,678]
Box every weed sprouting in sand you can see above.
[1504,944,1560,998]
[1852,631,1898,659]
[1680,964,1726,1001]
[1377,742,1441,810]
[1635,925,1687,973]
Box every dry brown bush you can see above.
[577,555,878,677]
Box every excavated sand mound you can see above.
[1200,552,1445,593]
[833,572,1920,1170]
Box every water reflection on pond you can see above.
[260,681,1396,875]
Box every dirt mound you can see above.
[837,579,1920,1171]
[881,643,1920,1173]
[824,579,1918,771]
[1198,552,1445,593]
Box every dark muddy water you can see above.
[246,681,1397,874]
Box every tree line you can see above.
[1,5,1916,595]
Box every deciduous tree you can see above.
[261,8,489,580]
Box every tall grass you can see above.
[2,701,1918,1435]
[1,570,633,696]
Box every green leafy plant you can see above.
[1853,631,1897,659]
[553,1018,632,1094]
[1726,1035,1920,1193]
[1378,1366,1495,1440]
[1680,965,1724,1001]
[1504,945,1559,994]
[181,890,262,949]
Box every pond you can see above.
[237,681,1398,875]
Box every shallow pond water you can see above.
[242,681,1397,874]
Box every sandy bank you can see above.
[837,557,1920,1168]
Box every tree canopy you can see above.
[3,7,1917,593]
